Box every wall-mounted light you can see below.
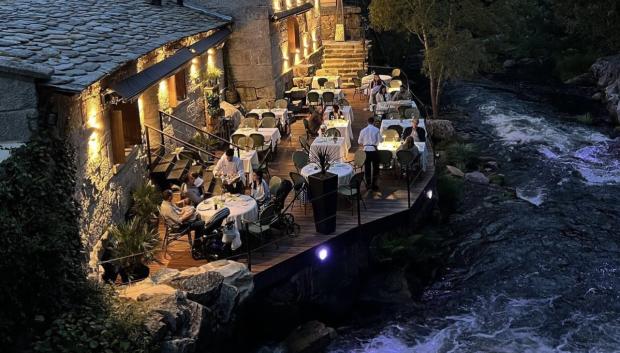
[294,48,301,64]
[273,0,281,11]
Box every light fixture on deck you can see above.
[316,246,329,261]
[426,189,433,199]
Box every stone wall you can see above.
[0,60,51,142]
[320,6,363,41]
[41,31,226,265]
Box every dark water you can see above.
[327,82,620,352]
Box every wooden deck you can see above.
[149,88,435,279]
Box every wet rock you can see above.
[360,269,412,304]
[465,171,490,184]
[168,271,224,307]
[161,338,196,353]
[446,165,465,177]
[142,292,208,341]
[503,59,516,69]
[489,174,506,186]
[484,161,499,170]
[565,72,595,86]
[591,55,620,122]
[426,119,456,141]
[592,92,602,101]
[284,321,337,353]
[214,284,239,323]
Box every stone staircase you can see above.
[318,40,367,86]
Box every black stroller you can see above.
[268,179,300,237]
[191,208,232,261]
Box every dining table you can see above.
[232,127,281,151]
[196,193,259,248]
[318,119,353,150]
[379,118,426,135]
[323,105,354,122]
[361,74,392,88]
[308,89,345,102]
[300,162,354,187]
[309,136,348,163]
[237,149,259,175]
[311,75,342,89]
[249,108,288,127]
[377,140,428,171]
[375,100,420,117]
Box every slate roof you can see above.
[0,0,230,92]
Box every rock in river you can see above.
[465,171,490,184]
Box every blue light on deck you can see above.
[317,246,329,261]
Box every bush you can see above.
[444,142,478,171]
[130,182,162,224]
[437,173,464,214]
[33,285,158,353]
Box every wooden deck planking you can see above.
[149,89,434,276]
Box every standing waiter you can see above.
[357,116,382,191]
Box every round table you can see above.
[196,194,258,232]
[300,162,354,186]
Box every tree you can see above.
[369,0,496,118]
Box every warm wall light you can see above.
[138,96,145,125]
[273,0,281,11]
[294,48,301,64]
[158,79,169,110]
[285,0,292,9]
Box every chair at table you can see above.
[307,91,321,108]
[322,91,335,108]
[317,77,328,89]
[231,133,246,146]
[289,89,307,111]
[274,99,288,109]
[387,125,404,138]
[299,135,311,154]
[383,129,400,142]
[260,116,276,128]
[391,68,401,78]
[403,126,413,138]
[378,150,394,170]
[398,105,408,118]
[250,133,271,154]
[269,175,282,196]
[386,112,400,120]
[292,150,309,172]
[390,79,403,89]
[303,118,318,139]
[348,149,366,174]
[246,203,277,244]
[337,172,367,215]
[352,77,364,100]
[257,101,270,109]
[255,149,271,179]
[237,136,254,149]
[324,128,341,138]
[241,117,258,128]
[159,211,191,259]
[324,81,336,89]
[340,98,351,107]
[396,149,421,180]
[245,112,260,120]
[404,108,418,119]
[289,171,308,214]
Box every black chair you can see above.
[299,135,311,154]
[317,77,328,89]
[307,91,321,107]
[303,118,318,139]
[324,128,341,138]
[387,125,404,138]
[398,105,408,118]
[322,91,335,108]
[396,149,421,180]
[160,212,191,259]
[246,204,277,244]
[261,111,276,119]
[337,172,367,215]
[403,126,413,139]
[378,150,394,170]
[245,112,260,120]
[191,207,230,260]
[290,172,308,215]
[255,149,271,179]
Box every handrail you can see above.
[158,111,244,154]
[154,139,214,172]
[144,124,218,160]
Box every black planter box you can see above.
[308,172,338,234]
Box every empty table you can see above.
[300,162,354,187]
[249,108,288,126]
[311,75,342,89]
[310,136,348,163]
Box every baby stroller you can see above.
[191,208,231,261]
[268,179,300,237]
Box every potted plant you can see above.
[130,181,162,230]
[308,147,338,234]
[107,218,160,283]
[205,66,222,89]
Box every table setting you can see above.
[377,140,428,171]
[310,136,348,163]
[318,119,353,150]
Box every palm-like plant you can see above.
[108,218,160,270]
[310,146,332,174]
[130,182,161,225]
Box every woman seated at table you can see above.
[397,136,421,169]
[250,170,270,206]
[375,85,389,104]
[369,73,386,106]
[328,105,343,120]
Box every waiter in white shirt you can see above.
[213,148,245,194]
[357,116,382,191]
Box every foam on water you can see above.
[515,187,546,206]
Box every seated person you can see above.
[369,73,385,106]
[182,172,204,206]
[213,149,246,194]
[375,85,389,104]
[409,118,426,143]
[391,85,412,101]
[160,189,205,244]
[250,170,270,206]
[308,108,324,135]
[398,136,421,159]
[327,105,343,120]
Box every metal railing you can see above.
[367,64,431,119]
[144,123,218,168]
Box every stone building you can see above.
[0,0,232,260]
[189,0,324,108]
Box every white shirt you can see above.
[160,200,182,226]
[358,124,382,151]
[375,92,388,103]
[213,155,246,184]
[251,179,270,203]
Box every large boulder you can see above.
[142,292,210,343]
[591,55,620,123]
[426,119,456,141]
[168,271,224,307]
[360,269,412,304]
[465,171,490,184]
[284,321,337,353]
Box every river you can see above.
[327,81,620,352]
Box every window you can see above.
[168,68,187,108]
[110,101,141,164]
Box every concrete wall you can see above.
[320,5,363,41]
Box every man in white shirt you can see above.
[213,148,245,194]
[160,189,204,244]
[357,116,382,191]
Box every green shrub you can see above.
[444,142,479,171]
[33,285,158,353]
[130,182,162,224]
[437,173,464,214]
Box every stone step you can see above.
[324,48,366,54]
[322,59,365,66]
[323,57,365,63]
[323,40,365,47]
[322,64,365,70]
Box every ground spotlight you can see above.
[426,189,433,199]
[316,246,329,261]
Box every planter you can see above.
[308,172,338,234]
[119,263,150,284]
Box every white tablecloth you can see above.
[238,149,259,175]
[249,108,288,126]
[311,75,342,89]
[323,105,354,122]
[318,119,353,150]
[232,127,281,151]
[380,118,426,135]
[378,141,428,171]
[300,162,354,187]
[197,194,258,234]
[308,89,345,102]
[375,100,420,117]
[310,136,348,163]
[362,74,392,88]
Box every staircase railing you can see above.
[158,111,243,157]
[144,123,218,168]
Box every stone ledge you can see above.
[0,58,53,79]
